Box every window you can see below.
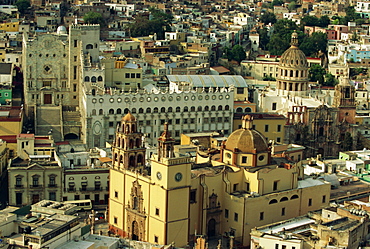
[114,217,117,224]
[234,212,238,222]
[224,117,229,122]
[237,88,244,94]
[277,125,281,132]
[265,125,269,132]
[233,183,238,192]
[154,236,158,243]
[242,156,247,163]
[260,212,264,220]
[43,81,51,87]
[308,198,312,206]
[125,73,130,78]
[146,120,151,125]
[190,189,196,203]
[16,193,22,205]
[131,73,135,78]
[245,182,250,191]
[272,102,277,110]
[74,195,80,200]
[32,176,39,187]
[281,207,285,216]
[49,176,56,186]
[322,195,326,203]
[275,244,279,249]
[74,40,78,47]
[115,191,118,198]
[282,246,286,249]
[49,192,56,201]
[155,208,160,216]
[225,209,229,218]
[273,181,278,191]
[136,73,141,78]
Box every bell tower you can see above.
[112,113,146,171]
[333,70,356,124]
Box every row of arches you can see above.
[93,105,231,116]
[269,194,299,204]
[115,137,141,149]
[85,76,103,82]
[279,69,307,78]
[113,153,145,168]
[235,107,252,113]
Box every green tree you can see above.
[258,27,269,50]
[14,0,30,15]
[309,64,326,84]
[126,8,173,39]
[299,32,328,57]
[343,132,353,151]
[271,0,284,7]
[231,45,246,63]
[83,12,105,26]
[288,1,296,11]
[266,19,299,55]
[260,11,277,25]
[324,73,338,86]
[301,16,319,27]
[318,16,330,27]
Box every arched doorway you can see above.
[207,218,216,237]
[132,221,139,240]
[318,148,324,157]
[64,133,78,140]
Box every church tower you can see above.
[276,31,309,97]
[150,123,191,246]
[332,70,356,124]
[112,112,146,171]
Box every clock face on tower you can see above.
[175,172,183,182]
[156,171,162,180]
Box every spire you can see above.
[291,31,299,47]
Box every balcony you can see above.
[66,187,76,192]
[48,184,58,188]
[79,187,103,192]
[30,184,43,189]
[15,184,23,188]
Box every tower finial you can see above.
[291,31,298,47]
[242,115,253,129]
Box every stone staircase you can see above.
[36,106,63,141]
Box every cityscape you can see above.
[0,0,370,248]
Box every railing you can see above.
[15,184,23,188]
[66,187,76,192]
[79,187,103,192]
[48,184,57,188]
[30,185,43,189]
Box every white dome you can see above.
[56,26,67,35]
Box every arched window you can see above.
[92,109,96,115]
[280,197,288,202]
[135,138,141,148]
[319,127,324,136]
[198,106,202,111]
[91,76,97,82]
[269,199,278,204]
[184,107,188,112]
[86,44,93,49]
[176,107,181,112]
[84,76,90,82]
[153,107,158,113]
[236,107,243,113]
[99,109,103,115]
[117,108,122,114]
[205,106,209,111]
[139,108,144,113]
[97,76,103,81]
[225,105,230,111]
[218,105,223,111]
[191,106,195,112]
[168,107,173,112]
[146,108,151,113]
[160,107,166,113]
[131,108,136,113]
[211,105,216,111]
[109,109,114,114]
[245,107,252,112]
[92,89,96,96]
[124,108,129,114]
[291,194,299,200]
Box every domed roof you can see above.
[56,26,67,35]
[279,31,308,69]
[122,112,136,122]
[224,115,269,153]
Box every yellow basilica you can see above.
[108,113,331,247]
